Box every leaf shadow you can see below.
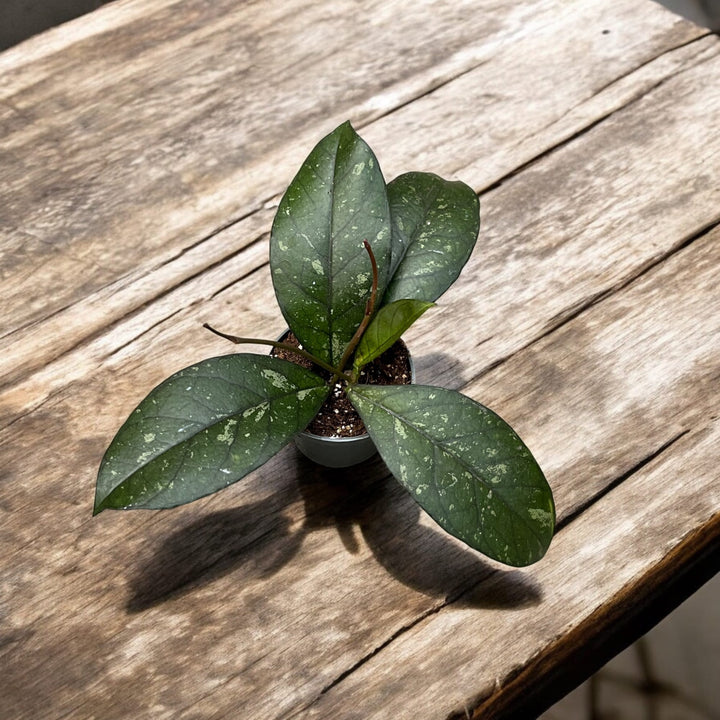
[126,495,304,612]
[347,466,543,610]
[127,448,542,613]
[125,451,386,612]
[413,351,471,389]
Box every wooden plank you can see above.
[0,0,704,373]
[2,204,718,719]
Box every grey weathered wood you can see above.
[0,0,705,384]
[1,0,719,718]
[4,0,629,339]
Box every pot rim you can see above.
[297,430,372,443]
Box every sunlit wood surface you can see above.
[1,0,718,717]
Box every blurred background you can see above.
[0,0,110,51]
[541,574,720,720]
[3,2,717,718]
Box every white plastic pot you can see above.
[293,430,379,468]
[276,332,415,468]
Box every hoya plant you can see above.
[95,121,555,567]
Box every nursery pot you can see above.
[294,428,379,468]
[275,332,415,468]
[295,348,415,468]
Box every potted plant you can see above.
[94,121,555,567]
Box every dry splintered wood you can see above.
[4,28,720,424]
[0,0,704,378]
[1,0,720,719]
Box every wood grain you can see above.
[1,0,719,718]
[0,0,575,337]
[0,0,704,381]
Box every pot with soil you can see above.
[273,331,414,467]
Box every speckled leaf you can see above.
[383,172,480,305]
[94,355,328,513]
[347,384,554,566]
[353,299,434,372]
[270,121,392,365]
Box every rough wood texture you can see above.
[1,0,718,718]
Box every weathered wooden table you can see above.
[2,1,719,718]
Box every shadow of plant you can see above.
[126,499,303,612]
[127,448,542,612]
[413,351,471,390]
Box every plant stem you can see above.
[202,323,351,380]
[335,240,378,380]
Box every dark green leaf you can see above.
[347,384,554,566]
[383,172,480,305]
[270,121,392,365]
[94,355,329,512]
[353,299,434,371]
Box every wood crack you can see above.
[105,307,188,359]
[481,86,656,195]
[0,230,270,397]
[361,58,492,128]
[586,31,713,101]
[555,430,690,533]
[538,215,720,337]
[475,215,720,383]
[157,201,268,271]
[0,203,270,349]
[290,597,452,717]
[480,32,715,195]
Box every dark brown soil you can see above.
[272,332,412,437]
